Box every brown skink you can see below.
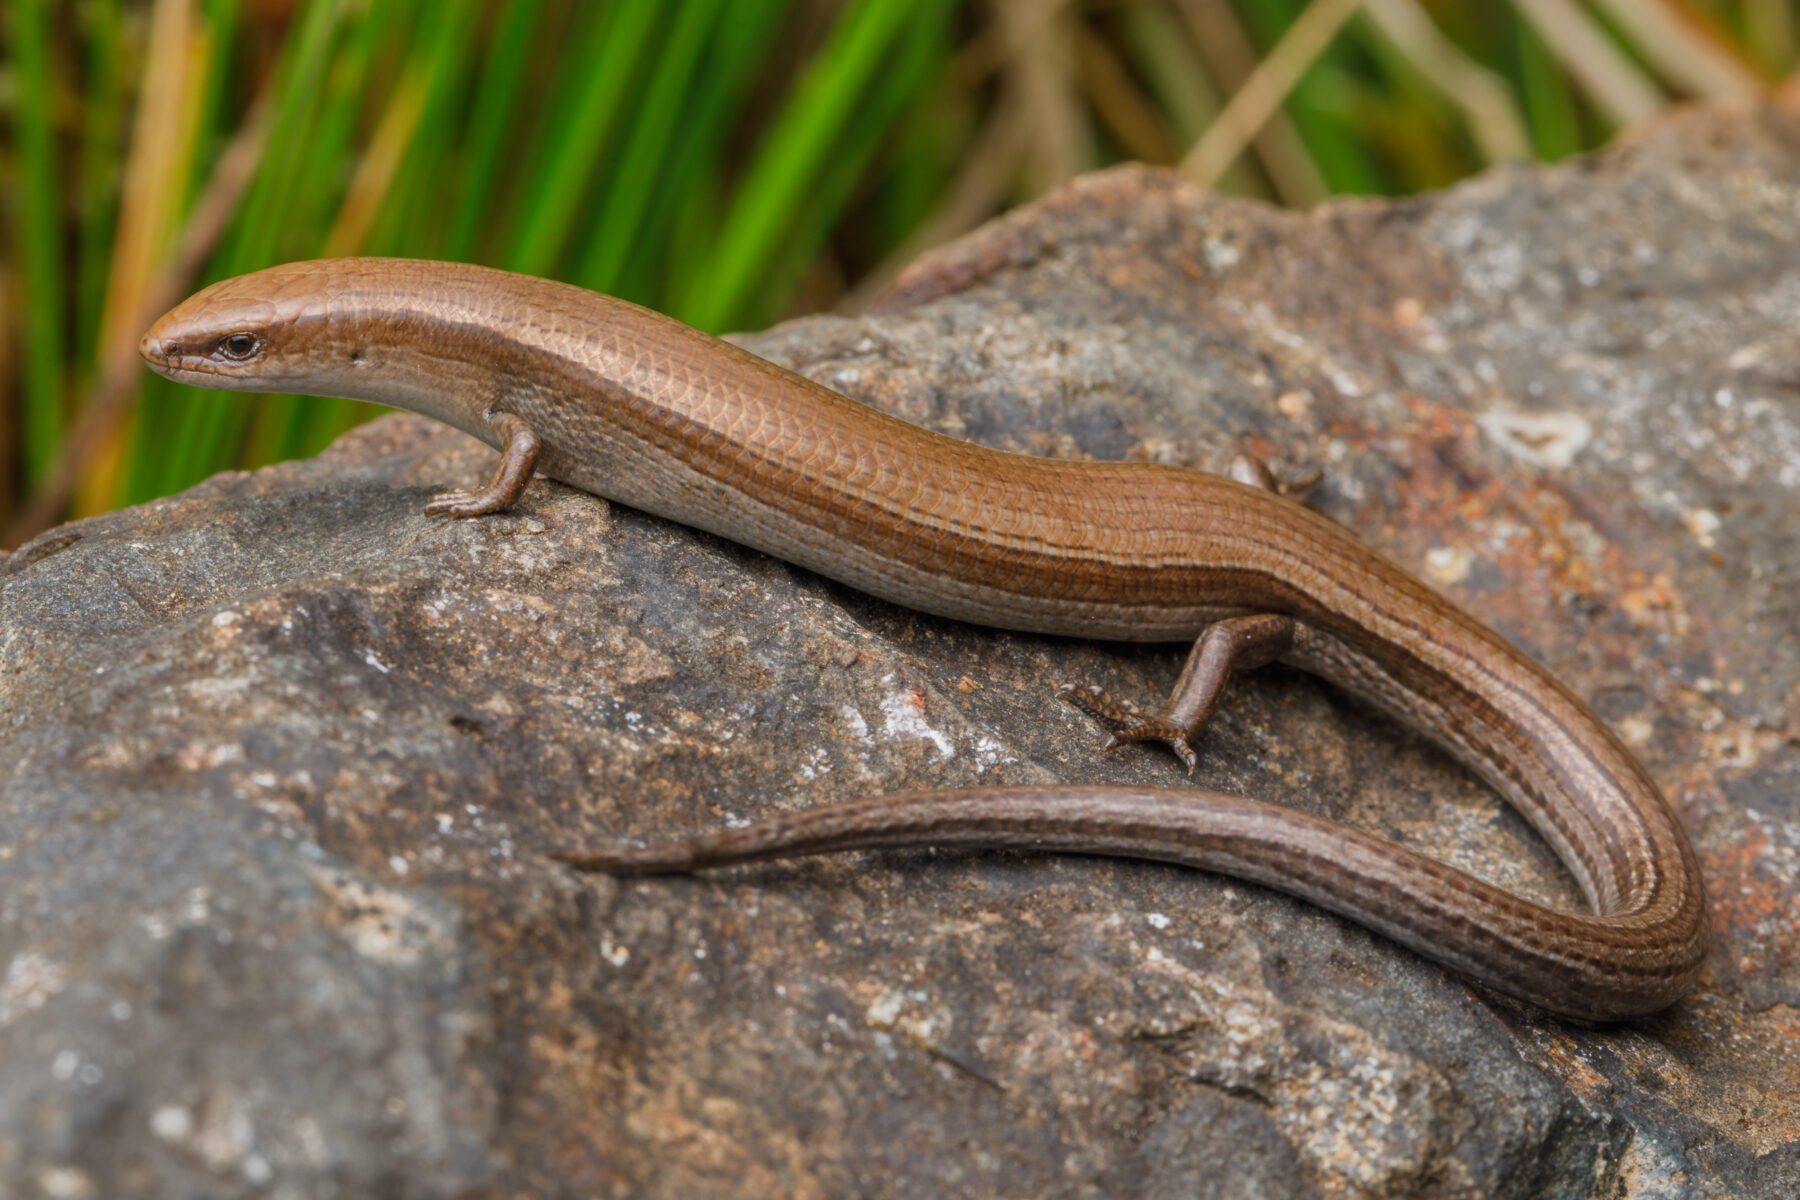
[140,257,1707,1020]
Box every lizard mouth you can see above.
[137,332,236,384]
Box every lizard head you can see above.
[140,259,390,396]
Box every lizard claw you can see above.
[1059,683,1199,772]
[425,489,505,518]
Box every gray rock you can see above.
[4,100,1799,1198]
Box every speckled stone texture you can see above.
[4,100,1800,1198]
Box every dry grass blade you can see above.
[1362,0,1532,162]
[79,0,210,517]
[1173,0,1327,207]
[11,0,1796,537]
[323,62,433,257]
[992,0,1090,197]
[1746,0,1794,72]
[1511,0,1664,124]
[1590,0,1763,97]
[98,0,200,351]
[5,96,272,548]
[1078,26,1180,164]
[1180,0,1364,190]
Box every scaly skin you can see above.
[141,258,1707,1020]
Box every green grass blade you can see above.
[505,1,664,277]
[190,0,245,200]
[125,0,351,505]
[623,0,791,309]
[249,0,421,467]
[443,0,544,263]
[55,0,1774,534]
[76,0,127,370]
[673,0,925,331]
[11,0,68,488]
[575,0,727,293]
[1515,13,1586,161]
[1230,0,1387,194]
[360,0,484,258]
[1117,5,1269,197]
[291,0,485,458]
[750,0,956,329]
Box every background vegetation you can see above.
[1,0,1789,547]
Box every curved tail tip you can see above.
[548,840,697,875]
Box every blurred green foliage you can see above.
[0,0,1784,543]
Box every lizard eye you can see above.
[218,332,261,360]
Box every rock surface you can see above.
[5,101,1800,1198]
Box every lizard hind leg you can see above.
[1227,451,1323,498]
[1059,613,1299,773]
